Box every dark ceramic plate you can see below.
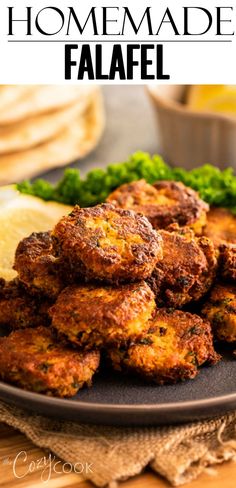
[0,345,236,426]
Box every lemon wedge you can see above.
[187,85,236,115]
[0,186,72,281]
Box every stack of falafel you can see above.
[0,179,235,398]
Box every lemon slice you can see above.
[0,186,72,281]
[187,85,236,114]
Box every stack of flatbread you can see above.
[0,85,105,184]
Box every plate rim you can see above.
[1,380,236,414]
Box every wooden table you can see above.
[1,424,236,488]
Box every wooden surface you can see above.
[1,424,236,488]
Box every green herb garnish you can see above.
[17,151,236,212]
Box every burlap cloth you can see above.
[0,401,236,486]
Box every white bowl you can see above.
[148,85,236,170]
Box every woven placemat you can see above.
[0,401,236,487]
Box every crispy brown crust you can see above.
[202,282,236,343]
[0,326,100,397]
[107,179,208,234]
[203,207,236,248]
[50,281,155,349]
[219,244,236,281]
[108,308,219,385]
[52,203,163,284]
[14,232,64,299]
[0,279,51,329]
[147,224,217,308]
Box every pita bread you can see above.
[0,88,105,184]
[0,89,97,154]
[0,85,97,126]
[0,86,33,112]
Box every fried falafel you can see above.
[108,308,219,384]
[50,281,156,349]
[203,207,236,248]
[202,282,236,343]
[52,203,163,284]
[219,244,236,282]
[147,224,217,308]
[107,179,208,234]
[0,326,100,397]
[14,231,64,299]
[0,279,51,329]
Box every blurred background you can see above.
[45,86,159,183]
[1,84,236,186]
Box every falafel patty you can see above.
[0,326,100,397]
[219,244,236,282]
[108,308,219,384]
[107,179,208,234]
[202,282,236,343]
[52,203,163,284]
[50,281,156,348]
[14,231,64,299]
[0,279,51,329]
[147,224,217,308]
[203,207,236,248]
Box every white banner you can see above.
[0,0,235,83]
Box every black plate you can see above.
[0,347,236,426]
